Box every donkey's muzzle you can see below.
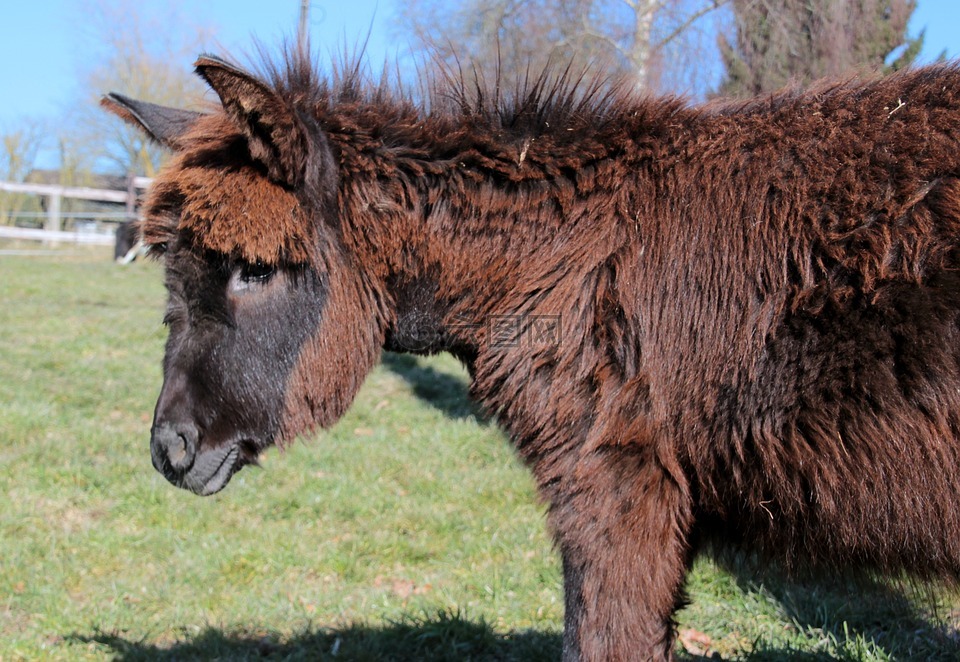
[151,420,198,479]
[150,419,243,496]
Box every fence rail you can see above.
[0,225,115,246]
[0,176,153,244]
[0,178,151,204]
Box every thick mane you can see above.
[244,47,691,174]
[254,47,652,140]
[139,49,688,265]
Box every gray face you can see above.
[150,238,325,495]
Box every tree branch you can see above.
[653,0,730,51]
[570,4,634,65]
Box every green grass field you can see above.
[2,245,959,660]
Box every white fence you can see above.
[0,225,116,246]
[0,177,152,245]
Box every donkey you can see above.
[103,51,960,660]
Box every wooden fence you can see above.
[0,177,152,245]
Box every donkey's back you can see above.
[636,65,960,577]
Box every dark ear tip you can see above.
[102,91,138,108]
[194,54,243,75]
[100,93,203,148]
[100,93,137,120]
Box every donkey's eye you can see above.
[230,260,277,294]
[239,260,275,283]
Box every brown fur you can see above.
[105,51,960,660]
[141,116,317,264]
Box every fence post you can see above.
[125,175,136,222]
[46,192,61,231]
[45,192,62,245]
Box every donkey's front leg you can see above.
[548,445,693,662]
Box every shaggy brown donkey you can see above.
[104,51,960,660]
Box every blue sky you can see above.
[0,0,957,129]
[0,0,400,125]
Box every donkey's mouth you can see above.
[179,443,243,496]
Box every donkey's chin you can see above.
[179,443,244,496]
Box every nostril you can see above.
[168,435,188,466]
[151,421,198,475]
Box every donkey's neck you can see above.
[328,100,680,357]
[328,100,683,473]
[341,158,632,360]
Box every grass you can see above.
[2,244,959,660]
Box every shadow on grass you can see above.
[381,352,484,421]
[70,611,561,661]
[69,582,960,660]
[720,558,960,661]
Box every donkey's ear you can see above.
[101,93,203,149]
[194,54,312,187]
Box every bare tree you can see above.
[0,121,46,225]
[397,0,729,95]
[0,123,44,182]
[717,0,925,98]
[72,1,214,177]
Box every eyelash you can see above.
[239,260,275,283]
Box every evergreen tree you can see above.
[717,0,925,98]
